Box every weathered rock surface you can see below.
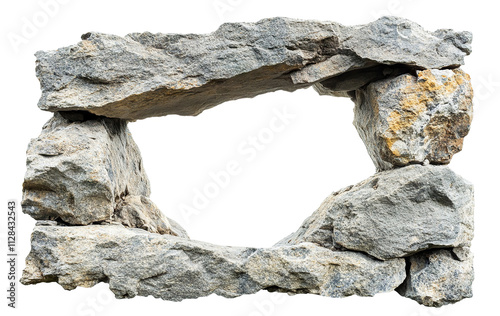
[353,69,473,171]
[21,225,406,301]
[246,244,405,297]
[35,16,471,120]
[22,16,475,306]
[22,113,179,235]
[397,247,474,307]
[114,195,188,237]
[278,165,474,260]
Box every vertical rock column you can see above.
[350,68,474,306]
[22,112,188,237]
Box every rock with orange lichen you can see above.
[397,247,474,307]
[353,69,473,171]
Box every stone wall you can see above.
[21,16,474,307]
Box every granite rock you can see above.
[246,244,405,297]
[21,16,476,307]
[35,17,471,120]
[278,165,474,260]
[114,195,189,237]
[22,113,176,235]
[21,225,406,301]
[397,247,474,307]
[353,69,473,171]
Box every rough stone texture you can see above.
[21,113,177,235]
[353,69,473,171]
[22,16,476,306]
[278,165,474,260]
[35,16,471,120]
[397,247,474,307]
[113,195,189,237]
[246,244,405,297]
[20,225,406,301]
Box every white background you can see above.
[1,0,499,315]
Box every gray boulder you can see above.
[35,17,471,120]
[353,69,473,171]
[21,225,405,301]
[22,113,179,236]
[278,165,474,260]
[397,247,474,307]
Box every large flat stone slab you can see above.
[35,17,471,120]
[20,224,406,301]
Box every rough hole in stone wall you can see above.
[20,16,474,307]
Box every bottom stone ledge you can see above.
[21,224,406,301]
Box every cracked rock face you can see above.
[35,16,471,120]
[397,247,474,307]
[353,69,473,171]
[20,225,405,301]
[279,165,474,260]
